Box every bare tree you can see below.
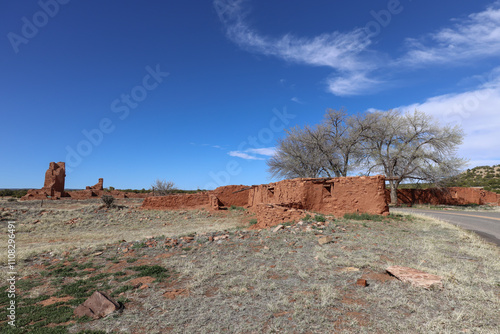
[268,125,328,179]
[151,179,177,196]
[320,108,368,176]
[268,108,367,179]
[359,109,467,205]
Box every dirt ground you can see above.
[1,198,499,333]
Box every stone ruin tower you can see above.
[21,161,67,200]
[43,162,66,197]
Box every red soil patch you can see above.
[162,289,189,300]
[38,296,75,306]
[130,276,156,288]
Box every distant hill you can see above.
[445,165,500,193]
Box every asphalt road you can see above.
[391,208,500,247]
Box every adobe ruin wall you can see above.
[390,187,500,206]
[141,176,390,228]
[140,185,251,211]
[248,175,389,217]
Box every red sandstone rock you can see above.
[356,279,368,287]
[272,225,284,233]
[318,236,334,245]
[386,265,443,289]
[74,291,121,319]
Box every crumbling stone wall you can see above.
[141,176,389,229]
[87,178,104,191]
[249,204,307,229]
[390,187,500,206]
[140,185,250,210]
[248,175,389,217]
[211,185,250,207]
[141,193,211,210]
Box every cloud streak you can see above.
[228,147,276,160]
[228,151,264,160]
[214,0,500,96]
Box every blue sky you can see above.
[1,0,499,190]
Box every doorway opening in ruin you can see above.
[267,186,275,197]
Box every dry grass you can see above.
[0,198,247,267]
[0,199,499,333]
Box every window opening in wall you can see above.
[323,183,333,197]
[267,186,275,196]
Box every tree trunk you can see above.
[389,181,398,205]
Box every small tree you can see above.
[151,179,177,196]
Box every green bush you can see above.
[314,214,326,222]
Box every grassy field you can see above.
[1,198,499,333]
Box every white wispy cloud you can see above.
[228,147,276,160]
[290,97,304,104]
[399,2,500,67]
[213,0,377,96]
[392,67,500,167]
[247,147,276,156]
[327,72,383,96]
[228,151,264,160]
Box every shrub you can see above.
[249,219,258,225]
[131,265,170,280]
[151,179,177,196]
[314,214,326,222]
[101,195,115,208]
